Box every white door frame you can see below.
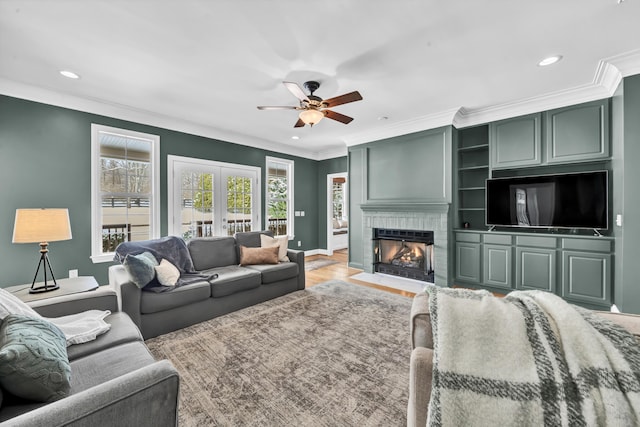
[326,172,348,255]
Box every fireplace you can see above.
[373,228,434,282]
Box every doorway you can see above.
[326,172,348,255]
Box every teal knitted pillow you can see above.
[123,251,158,288]
[0,315,71,402]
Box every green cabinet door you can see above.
[516,247,556,292]
[490,113,542,169]
[455,242,481,284]
[561,250,611,307]
[546,99,610,164]
[483,244,512,290]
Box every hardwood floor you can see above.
[305,249,417,298]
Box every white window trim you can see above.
[265,156,294,240]
[167,155,261,237]
[90,124,160,263]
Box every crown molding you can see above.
[343,108,459,147]
[0,78,320,161]
[604,48,640,78]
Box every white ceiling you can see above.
[1,1,640,160]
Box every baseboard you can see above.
[304,249,330,257]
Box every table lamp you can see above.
[12,208,72,293]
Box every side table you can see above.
[6,276,100,303]
[4,276,118,316]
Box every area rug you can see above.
[304,258,339,271]
[145,280,413,426]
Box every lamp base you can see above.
[29,243,60,294]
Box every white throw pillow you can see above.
[260,234,290,262]
[0,288,41,320]
[154,259,180,287]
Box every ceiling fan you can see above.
[257,81,363,128]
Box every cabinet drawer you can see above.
[484,234,512,245]
[456,232,481,243]
[516,235,556,248]
[561,238,612,252]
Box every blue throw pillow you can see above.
[123,251,159,288]
[0,315,71,402]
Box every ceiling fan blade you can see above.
[294,118,305,128]
[257,106,299,110]
[323,91,363,108]
[283,81,310,102]
[324,110,354,124]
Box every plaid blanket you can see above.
[425,285,640,426]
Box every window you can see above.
[167,156,260,239]
[265,157,294,238]
[332,178,347,220]
[91,124,160,262]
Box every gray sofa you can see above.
[109,231,305,339]
[0,287,179,427]
[407,292,640,427]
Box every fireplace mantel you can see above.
[360,202,449,213]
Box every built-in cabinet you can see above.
[490,113,542,169]
[452,97,614,308]
[454,230,614,309]
[489,99,610,169]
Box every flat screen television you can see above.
[485,170,608,230]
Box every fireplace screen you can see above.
[373,229,434,282]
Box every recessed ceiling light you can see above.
[291,136,300,140]
[59,70,80,79]
[538,55,563,67]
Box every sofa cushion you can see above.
[234,230,274,260]
[188,237,238,270]
[244,262,299,284]
[123,251,158,288]
[0,315,71,402]
[204,266,262,297]
[66,312,143,361]
[69,341,155,393]
[155,259,180,287]
[260,234,290,262]
[239,245,279,266]
[140,281,211,314]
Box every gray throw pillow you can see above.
[0,314,71,402]
[123,251,159,288]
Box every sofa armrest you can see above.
[287,249,306,290]
[30,286,118,317]
[408,347,433,427]
[5,360,179,427]
[411,292,433,350]
[109,265,143,330]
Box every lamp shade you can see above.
[299,109,324,126]
[13,208,72,244]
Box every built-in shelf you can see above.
[457,143,489,152]
[456,125,489,231]
[459,165,489,171]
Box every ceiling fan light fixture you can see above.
[299,109,324,126]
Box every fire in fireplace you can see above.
[373,228,434,282]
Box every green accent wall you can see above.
[317,157,348,250]
[0,95,327,287]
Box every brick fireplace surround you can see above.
[361,203,449,287]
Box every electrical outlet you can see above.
[616,214,623,227]
[297,241,301,247]
[69,269,78,278]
